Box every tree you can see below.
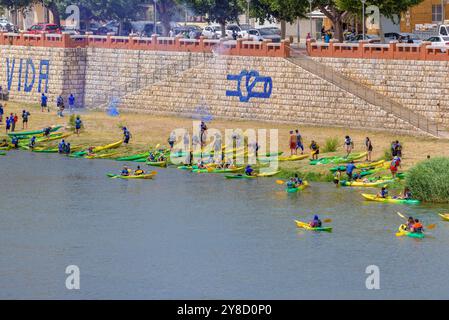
[250,0,308,38]
[184,0,243,37]
[317,0,423,42]
[157,0,180,36]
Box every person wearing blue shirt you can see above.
[75,116,82,135]
[378,186,388,199]
[5,115,11,133]
[11,136,19,149]
[123,128,131,144]
[58,139,66,154]
[65,143,71,154]
[29,136,36,149]
[245,165,254,176]
[0,104,3,124]
[346,160,356,181]
[68,94,75,113]
[41,93,49,112]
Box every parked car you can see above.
[345,34,380,43]
[0,18,17,32]
[259,26,281,36]
[202,25,221,39]
[384,32,422,44]
[225,24,252,38]
[27,23,61,34]
[173,26,200,39]
[246,28,281,43]
[424,35,449,52]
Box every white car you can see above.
[425,36,449,52]
[246,28,282,43]
[202,25,221,39]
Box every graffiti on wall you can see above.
[5,58,50,93]
[226,70,273,103]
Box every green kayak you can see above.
[0,151,6,156]
[8,125,62,138]
[225,174,257,179]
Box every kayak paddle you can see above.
[276,180,285,185]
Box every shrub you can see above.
[68,114,84,131]
[406,157,449,203]
[322,137,339,153]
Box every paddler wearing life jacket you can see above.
[148,152,156,162]
[58,139,66,153]
[134,166,144,176]
[411,219,423,233]
[293,174,303,186]
[407,217,414,230]
[309,140,320,160]
[11,136,19,149]
[29,136,36,149]
[121,166,130,176]
[43,127,51,137]
[245,165,254,176]
[309,215,322,228]
[333,169,343,187]
[390,156,401,178]
[377,186,388,198]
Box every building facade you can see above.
[401,0,449,32]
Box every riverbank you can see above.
[2,101,449,181]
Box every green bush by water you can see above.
[322,137,339,153]
[406,157,449,203]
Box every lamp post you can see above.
[154,0,158,34]
[246,0,251,25]
[308,0,313,38]
[442,0,446,24]
[361,0,366,40]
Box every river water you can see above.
[1,151,449,299]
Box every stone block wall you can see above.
[312,57,449,127]
[118,56,425,136]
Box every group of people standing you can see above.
[289,129,304,155]
[41,93,76,116]
[1,104,31,133]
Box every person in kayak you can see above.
[121,166,130,176]
[75,116,83,136]
[346,161,356,181]
[197,160,206,169]
[377,186,389,198]
[134,166,144,175]
[309,140,320,160]
[399,187,412,200]
[293,174,303,186]
[245,165,254,176]
[309,215,322,228]
[344,135,353,157]
[27,136,36,149]
[58,140,66,154]
[411,219,423,233]
[407,217,415,230]
[390,156,401,178]
[286,178,296,189]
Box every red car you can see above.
[27,23,61,34]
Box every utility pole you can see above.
[246,0,251,25]
[361,0,366,40]
[308,0,313,38]
[154,0,158,34]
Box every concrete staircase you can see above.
[287,55,448,138]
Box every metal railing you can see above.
[287,52,444,137]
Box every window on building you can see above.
[432,5,443,23]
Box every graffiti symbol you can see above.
[226,70,273,103]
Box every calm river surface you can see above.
[1,151,449,299]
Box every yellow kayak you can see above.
[256,170,281,177]
[94,140,123,153]
[361,193,420,205]
[357,160,385,169]
[341,180,393,187]
[85,152,120,159]
[286,181,310,193]
[279,154,309,161]
[294,220,332,232]
[107,172,157,179]
[439,213,449,221]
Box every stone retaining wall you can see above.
[312,57,449,127]
[118,55,425,136]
